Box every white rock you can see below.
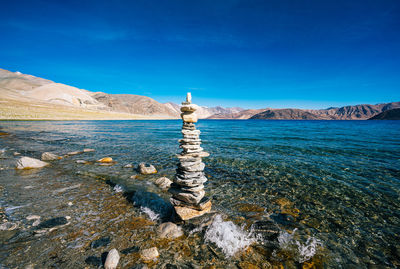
[155,177,172,189]
[0,222,18,231]
[157,222,183,239]
[76,160,86,164]
[83,148,95,152]
[139,163,157,174]
[41,152,60,161]
[13,152,21,156]
[67,202,73,206]
[140,247,159,261]
[124,164,133,168]
[104,248,120,269]
[16,157,49,169]
[26,215,41,220]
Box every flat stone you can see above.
[16,157,49,169]
[181,152,210,158]
[67,151,82,155]
[37,217,68,229]
[179,162,205,172]
[124,164,133,168]
[76,160,87,164]
[174,201,212,221]
[26,215,41,220]
[174,184,204,192]
[41,152,60,161]
[179,159,202,167]
[175,170,204,179]
[157,222,183,239]
[83,148,95,152]
[140,247,159,261]
[155,177,172,189]
[170,197,211,210]
[104,248,120,269]
[180,144,201,150]
[180,104,198,112]
[139,163,157,174]
[169,188,205,204]
[91,237,111,248]
[181,112,198,123]
[174,175,208,186]
[181,129,200,136]
[176,155,203,161]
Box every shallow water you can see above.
[0,120,399,268]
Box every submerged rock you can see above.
[41,152,60,161]
[157,222,183,239]
[91,236,111,248]
[0,222,18,231]
[37,217,68,229]
[67,151,82,155]
[124,163,133,168]
[140,247,159,261]
[155,177,172,189]
[83,148,95,152]
[139,163,157,174]
[16,157,49,169]
[104,248,120,269]
[76,160,87,164]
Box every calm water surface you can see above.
[0,120,399,268]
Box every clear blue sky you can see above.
[1,0,399,109]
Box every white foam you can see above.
[204,215,256,257]
[140,206,160,221]
[113,184,124,193]
[277,229,322,263]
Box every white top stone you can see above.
[186,92,192,103]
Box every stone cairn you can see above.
[169,93,212,220]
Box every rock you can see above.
[26,215,41,220]
[41,152,60,161]
[174,201,212,221]
[98,157,113,163]
[67,151,82,155]
[168,188,205,204]
[37,217,68,229]
[104,248,120,269]
[16,157,49,169]
[91,236,111,248]
[83,148,95,152]
[170,197,211,210]
[124,163,133,168]
[179,162,205,172]
[67,202,73,206]
[140,247,159,261]
[180,104,198,112]
[0,222,18,231]
[157,222,183,239]
[155,177,172,189]
[32,220,41,227]
[181,112,198,123]
[139,163,157,174]
[76,160,87,164]
[13,152,21,156]
[130,174,138,179]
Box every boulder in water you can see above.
[104,248,120,269]
[155,177,172,189]
[16,157,49,169]
[157,222,183,239]
[140,247,159,261]
[41,152,60,161]
[139,163,157,174]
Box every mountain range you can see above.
[0,68,398,120]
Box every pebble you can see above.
[41,152,60,161]
[130,174,138,179]
[139,163,157,174]
[91,236,111,248]
[67,151,82,155]
[13,152,21,156]
[67,202,73,206]
[16,157,49,169]
[26,215,41,220]
[76,160,86,164]
[124,163,133,168]
[157,222,183,239]
[36,217,68,229]
[104,248,120,269]
[140,247,159,261]
[83,148,95,152]
[98,157,113,163]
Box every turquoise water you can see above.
[1,120,400,268]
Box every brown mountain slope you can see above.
[368,108,400,120]
[207,108,266,119]
[250,102,400,120]
[91,92,179,118]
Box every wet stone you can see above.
[157,222,184,239]
[37,217,68,229]
[140,247,159,261]
[41,152,60,161]
[104,248,120,269]
[91,236,111,249]
[139,163,157,174]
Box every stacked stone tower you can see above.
[169,93,212,220]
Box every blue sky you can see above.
[1,0,399,109]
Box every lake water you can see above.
[0,120,399,268]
